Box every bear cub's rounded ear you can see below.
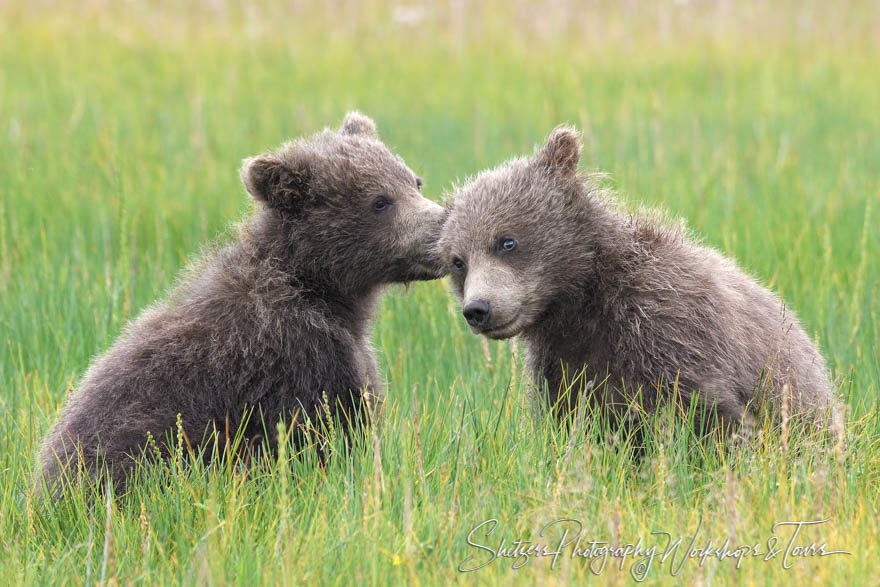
[241,154,311,212]
[535,125,582,177]
[340,111,377,138]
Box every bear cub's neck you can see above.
[524,187,676,355]
[219,209,382,337]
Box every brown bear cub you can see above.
[37,112,446,497]
[439,126,839,439]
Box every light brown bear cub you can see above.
[439,125,839,437]
[37,112,446,497]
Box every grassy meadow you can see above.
[1,1,879,584]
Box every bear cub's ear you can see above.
[241,154,311,212]
[340,111,377,138]
[535,125,582,178]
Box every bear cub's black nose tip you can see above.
[463,299,491,329]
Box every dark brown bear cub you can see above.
[439,125,839,438]
[37,112,446,496]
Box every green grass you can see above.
[1,1,878,584]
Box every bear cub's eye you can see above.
[499,236,518,253]
[415,177,423,191]
[373,196,392,213]
[452,258,466,273]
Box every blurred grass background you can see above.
[1,1,878,584]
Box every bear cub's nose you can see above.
[463,299,491,329]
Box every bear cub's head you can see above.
[439,125,598,339]
[242,112,447,291]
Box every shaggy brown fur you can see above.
[37,112,446,496]
[439,126,839,437]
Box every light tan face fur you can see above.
[451,249,546,339]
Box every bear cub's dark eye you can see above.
[452,258,466,272]
[373,196,392,213]
[415,177,423,191]
[499,236,518,253]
